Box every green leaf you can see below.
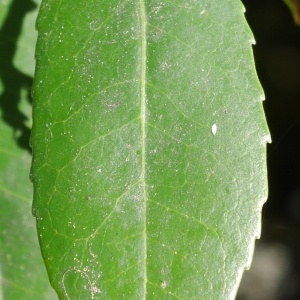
[31,0,270,299]
[0,0,57,298]
[0,121,57,300]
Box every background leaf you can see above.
[0,0,57,298]
[31,0,270,299]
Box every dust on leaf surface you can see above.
[31,0,270,299]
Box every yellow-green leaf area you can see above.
[31,0,270,299]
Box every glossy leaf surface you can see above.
[31,0,270,299]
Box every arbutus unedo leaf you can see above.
[31,0,270,299]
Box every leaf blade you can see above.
[31,0,270,299]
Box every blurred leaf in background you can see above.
[282,0,300,25]
[0,0,56,298]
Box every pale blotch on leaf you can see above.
[160,280,167,289]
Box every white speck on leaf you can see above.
[211,124,217,135]
[161,280,167,289]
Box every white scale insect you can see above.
[211,123,217,135]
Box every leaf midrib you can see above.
[139,0,147,297]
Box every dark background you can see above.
[238,0,300,299]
